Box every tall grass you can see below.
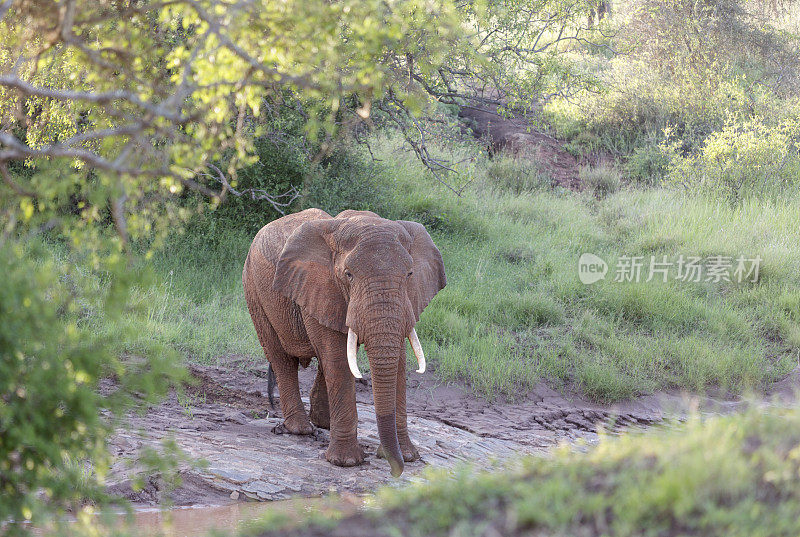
[78,226,262,364]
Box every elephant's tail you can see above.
[267,363,276,411]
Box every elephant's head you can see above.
[272,210,446,476]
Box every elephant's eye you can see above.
[345,270,353,281]
[407,270,413,278]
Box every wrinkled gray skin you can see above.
[243,209,446,476]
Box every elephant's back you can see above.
[250,208,332,265]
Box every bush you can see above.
[0,242,185,536]
[544,97,583,140]
[482,154,551,194]
[625,138,676,186]
[211,135,310,236]
[303,144,392,216]
[580,162,621,196]
[206,136,393,237]
[668,119,800,203]
[564,131,600,158]
[544,0,800,157]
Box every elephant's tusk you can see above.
[347,328,363,379]
[408,328,426,374]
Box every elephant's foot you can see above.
[325,440,365,467]
[272,414,314,435]
[309,402,330,430]
[377,438,420,462]
[400,437,421,462]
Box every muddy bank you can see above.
[106,358,673,507]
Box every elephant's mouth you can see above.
[346,327,426,379]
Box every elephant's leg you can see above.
[269,353,314,435]
[318,349,364,467]
[309,361,331,429]
[245,294,313,435]
[377,354,420,462]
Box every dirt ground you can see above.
[105,355,788,507]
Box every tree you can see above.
[1,0,600,210]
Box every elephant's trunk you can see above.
[363,329,404,477]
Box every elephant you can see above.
[242,208,446,476]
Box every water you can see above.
[110,496,364,537]
[126,503,279,537]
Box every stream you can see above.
[127,503,280,537]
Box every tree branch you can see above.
[0,75,192,124]
[203,164,301,215]
[0,161,37,197]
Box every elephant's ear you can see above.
[273,220,347,334]
[398,221,447,321]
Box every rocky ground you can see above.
[105,356,693,507]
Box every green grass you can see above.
[118,133,799,402]
[76,226,262,365]
[251,406,800,537]
[132,228,261,361]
